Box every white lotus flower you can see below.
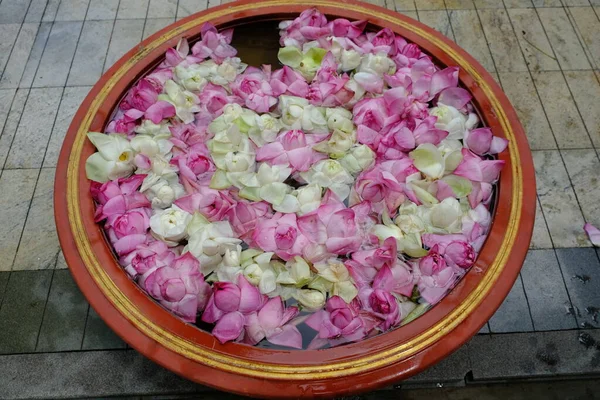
[248,114,283,146]
[278,95,328,133]
[358,53,396,76]
[299,159,354,200]
[85,132,134,182]
[339,145,375,175]
[293,289,326,311]
[150,204,192,244]
[141,172,185,209]
[158,80,201,124]
[430,104,478,140]
[184,213,241,275]
[310,258,358,303]
[134,120,171,136]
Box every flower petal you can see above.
[212,311,245,344]
[584,223,600,246]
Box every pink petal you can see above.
[466,127,493,155]
[489,136,508,154]
[256,142,285,162]
[438,87,472,109]
[287,147,313,172]
[326,209,357,238]
[326,236,362,254]
[212,311,245,344]
[238,275,264,313]
[435,180,455,201]
[145,101,176,124]
[584,223,600,246]
[113,234,147,256]
[297,213,327,244]
[201,296,224,324]
[480,160,505,183]
[267,324,303,349]
[430,67,459,97]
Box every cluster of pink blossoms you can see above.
[86,9,507,349]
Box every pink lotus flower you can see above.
[226,200,272,244]
[279,8,329,47]
[357,266,403,330]
[584,223,600,247]
[231,66,277,113]
[270,66,310,98]
[202,275,266,343]
[91,175,151,222]
[297,191,363,255]
[351,236,397,272]
[198,83,242,117]
[163,38,203,67]
[393,36,427,68]
[350,159,416,215]
[169,122,211,150]
[353,97,393,133]
[140,253,211,323]
[105,208,151,240]
[361,28,396,55]
[120,79,159,112]
[191,23,236,63]
[417,245,456,304]
[383,85,429,120]
[170,145,215,192]
[367,116,448,160]
[464,127,508,156]
[243,297,302,349]
[307,53,351,107]
[174,187,235,222]
[256,130,327,172]
[327,18,366,39]
[121,240,176,278]
[305,296,378,348]
[453,148,505,183]
[444,241,476,268]
[253,212,311,261]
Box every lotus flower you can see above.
[350,159,416,215]
[297,191,363,256]
[305,296,378,349]
[201,275,266,343]
[252,212,310,261]
[231,66,278,113]
[91,174,151,221]
[225,200,272,244]
[139,253,211,323]
[299,159,354,201]
[417,245,456,304]
[270,66,310,98]
[244,297,302,348]
[86,133,136,183]
[256,129,327,173]
[278,8,328,48]
[121,240,176,278]
[191,23,237,63]
[174,187,235,223]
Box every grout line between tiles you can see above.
[560,3,600,80]
[33,269,56,351]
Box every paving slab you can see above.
[0,270,53,354]
[520,249,578,331]
[82,306,127,350]
[35,269,89,352]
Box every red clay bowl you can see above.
[54,0,536,398]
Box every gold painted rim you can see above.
[67,0,522,380]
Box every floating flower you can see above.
[139,253,211,322]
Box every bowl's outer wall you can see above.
[54,0,536,398]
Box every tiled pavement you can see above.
[0,0,600,398]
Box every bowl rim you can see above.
[54,0,536,397]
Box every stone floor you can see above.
[0,0,599,398]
